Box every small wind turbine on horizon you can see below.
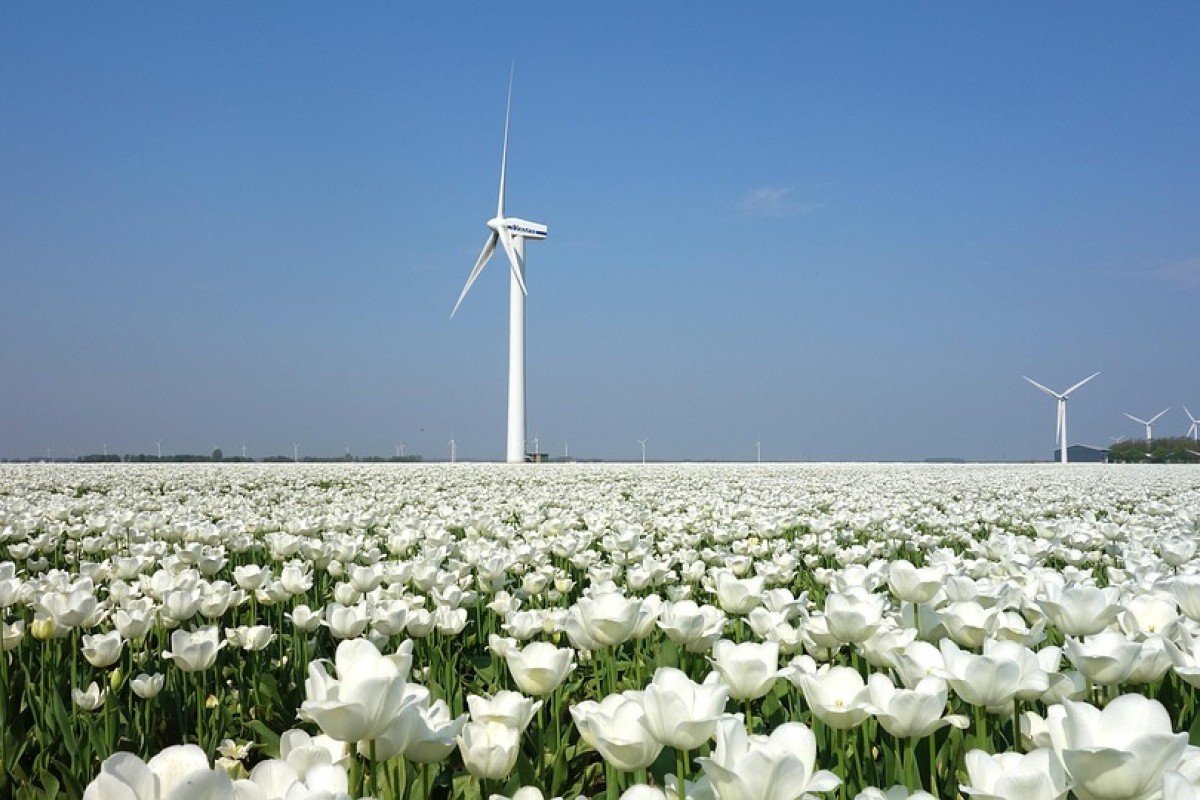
[1184,406,1199,442]
[1123,408,1170,442]
[638,438,647,465]
[449,438,457,463]
[451,68,548,464]
[1023,372,1100,464]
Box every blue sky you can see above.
[2,4,1198,461]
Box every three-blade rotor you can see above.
[1023,372,1100,454]
[451,70,531,318]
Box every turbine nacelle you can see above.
[487,216,548,240]
[495,217,547,240]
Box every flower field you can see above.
[2,461,1200,800]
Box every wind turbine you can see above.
[638,438,647,465]
[452,70,548,464]
[1023,372,1100,464]
[1184,406,1199,442]
[449,438,457,463]
[1123,408,1170,442]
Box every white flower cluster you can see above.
[0,461,1197,799]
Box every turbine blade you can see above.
[497,225,528,296]
[1023,376,1060,398]
[497,67,513,219]
[1124,413,1148,425]
[1149,408,1170,424]
[1062,371,1100,396]
[451,232,499,317]
[1185,406,1197,423]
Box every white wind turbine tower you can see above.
[1023,372,1100,464]
[1124,408,1170,442]
[1183,406,1199,442]
[452,70,548,464]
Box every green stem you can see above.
[834,728,847,800]
[349,749,362,799]
[195,676,205,749]
[928,730,939,798]
[367,739,378,799]
[676,747,689,800]
[1012,697,1022,752]
[973,703,988,752]
[905,736,919,791]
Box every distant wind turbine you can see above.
[1123,408,1170,442]
[1184,406,1199,442]
[292,443,299,463]
[449,439,457,463]
[1023,372,1100,464]
[155,440,162,459]
[451,68,548,464]
[638,438,647,465]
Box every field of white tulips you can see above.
[2,462,1200,800]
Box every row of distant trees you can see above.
[1107,437,1200,464]
[56,451,425,464]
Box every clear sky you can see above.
[2,4,1198,462]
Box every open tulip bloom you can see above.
[505,641,576,696]
[708,638,782,701]
[1046,694,1189,800]
[571,690,664,772]
[697,715,840,800]
[640,667,730,750]
[299,637,428,755]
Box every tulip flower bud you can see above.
[31,616,59,641]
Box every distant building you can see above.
[1053,445,1109,463]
